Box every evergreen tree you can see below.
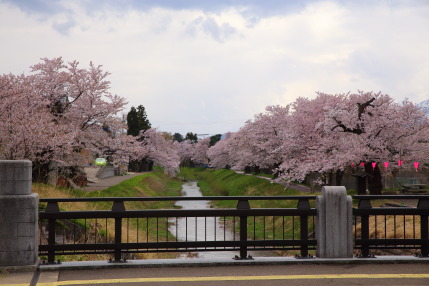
[209,134,222,146]
[126,105,151,137]
[185,132,198,143]
[172,133,184,142]
[126,105,153,172]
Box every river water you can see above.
[168,181,277,259]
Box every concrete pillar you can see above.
[0,160,38,266]
[316,186,353,258]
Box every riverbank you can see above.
[35,171,183,261]
[179,168,314,208]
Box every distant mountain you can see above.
[418,100,429,115]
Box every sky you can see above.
[1,0,429,136]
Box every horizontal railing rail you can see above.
[353,195,429,258]
[39,196,318,202]
[38,196,317,264]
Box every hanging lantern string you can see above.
[352,161,422,170]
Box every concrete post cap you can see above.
[0,160,32,195]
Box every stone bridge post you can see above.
[316,186,353,258]
[0,160,38,267]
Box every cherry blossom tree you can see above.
[173,137,210,167]
[275,91,429,194]
[242,105,290,173]
[207,133,234,169]
[206,106,290,174]
[0,73,75,167]
[174,139,194,167]
[0,58,180,181]
[23,58,128,180]
[140,128,180,176]
[207,91,429,194]
[274,93,345,184]
[192,137,210,165]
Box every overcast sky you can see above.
[1,0,428,136]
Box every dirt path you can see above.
[234,171,313,193]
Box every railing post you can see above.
[298,199,310,258]
[112,201,125,262]
[358,199,372,258]
[46,202,60,264]
[236,200,250,260]
[418,198,429,257]
[0,160,38,267]
[316,186,353,258]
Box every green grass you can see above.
[179,168,305,208]
[178,167,315,255]
[35,171,183,261]
[84,172,183,210]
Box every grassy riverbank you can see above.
[179,167,311,208]
[35,171,183,261]
[36,171,183,210]
[179,168,421,256]
[179,167,316,256]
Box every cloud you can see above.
[5,0,62,14]
[199,17,237,42]
[52,17,76,35]
[1,0,429,135]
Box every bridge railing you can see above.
[38,196,317,264]
[353,195,429,258]
[39,195,429,264]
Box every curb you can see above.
[38,256,429,271]
[0,263,39,273]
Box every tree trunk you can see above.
[356,176,367,195]
[253,165,261,174]
[335,169,344,186]
[129,158,153,171]
[365,163,383,195]
[327,171,334,185]
[32,160,50,183]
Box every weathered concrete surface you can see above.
[0,160,32,195]
[0,160,38,267]
[316,186,353,258]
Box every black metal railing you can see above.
[353,195,429,258]
[38,196,317,264]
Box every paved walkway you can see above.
[235,171,313,193]
[2,256,429,285]
[82,172,147,192]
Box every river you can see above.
[168,181,277,259]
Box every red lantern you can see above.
[414,162,419,172]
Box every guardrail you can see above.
[38,195,429,264]
[353,195,429,257]
[38,196,317,264]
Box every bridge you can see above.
[1,160,429,285]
